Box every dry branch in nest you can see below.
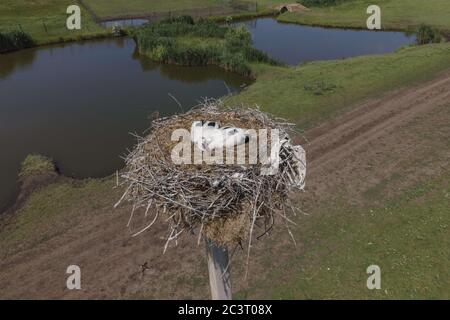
[115,99,306,262]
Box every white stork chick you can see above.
[191,121,219,151]
[206,126,250,151]
[190,121,249,151]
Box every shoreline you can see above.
[0,161,122,216]
[0,9,279,55]
[2,8,436,56]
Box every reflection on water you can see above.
[132,50,250,85]
[0,48,36,79]
[238,18,416,65]
[0,38,248,211]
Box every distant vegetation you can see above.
[415,24,442,45]
[133,16,281,76]
[0,30,34,53]
[298,0,350,7]
[281,0,450,34]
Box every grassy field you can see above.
[0,0,106,44]
[228,43,450,129]
[2,0,448,47]
[235,170,450,299]
[0,176,115,257]
[4,162,449,299]
[280,0,450,33]
[83,0,286,18]
[19,154,55,178]
[85,0,232,17]
[0,0,282,48]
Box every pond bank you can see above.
[2,41,450,215]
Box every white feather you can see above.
[191,121,249,151]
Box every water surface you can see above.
[0,38,248,210]
[238,18,416,65]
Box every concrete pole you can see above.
[205,238,232,300]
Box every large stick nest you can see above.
[115,99,306,253]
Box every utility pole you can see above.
[205,238,232,300]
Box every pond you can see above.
[0,18,418,211]
[237,18,416,65]
[0,38,248,211]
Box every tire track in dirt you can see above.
[305,71,450,172]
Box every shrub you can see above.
[415,24,442,45]
[225,26,252,53]
[0,30,34,53]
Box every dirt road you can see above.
[1,71,449,299]
[307,70,450,168]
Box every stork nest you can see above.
[115,99,306,255]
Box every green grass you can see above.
[19,154,55,178]
[237,172,450,299]
[134,17,280,76]
[85,0,228,17]
[279,0,450,33]
[227,43,450,129]
[0,0,107,45]
[83,0,286,18]
[0,177,116,258]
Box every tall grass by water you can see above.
[133,16,281,76]
[415,24,442,45]
[0,30,34,53]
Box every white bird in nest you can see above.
[191,121,250,151]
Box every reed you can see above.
[415,24,442,45]
[0,30,34,53]
[133,16,281,76]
